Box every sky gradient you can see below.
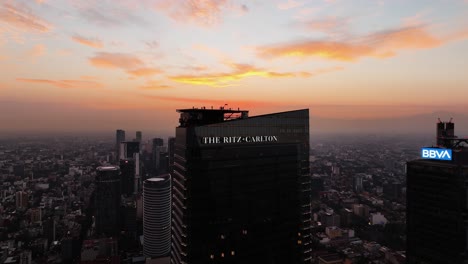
[1,0,467,136]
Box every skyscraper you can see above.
[407,120,468,264]
[152,138,164,175]
[136,131,142,142]
[15,191,28,209]
[116,129,125,156]
[168,137,175,174]
[120,159,136,196]
[95,166,121,237]
[143,175,171,258]
[171,108,311,264]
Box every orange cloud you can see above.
[300,17,348,33]
[257,25,464,61]
[0,2,52,32]
[154,0,246,27]
[28,44,45,57]
[170,63,319,87]
[89,52,144,69]
[139,80,171,90]
[71,35,103,48]
[127,68,162,77]
[17,78,104,89]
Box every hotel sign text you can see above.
[201,136,278,144]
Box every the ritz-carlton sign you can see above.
[201,136,278,144]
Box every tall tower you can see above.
[407,120,468,264]
[168,137,176,175]
[143,175,171,258]
[136,131,142,142]
[171,108,311,264]
[152,138,164,175]
[116,129,126,156]
[95,166,121,237]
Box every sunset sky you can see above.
[1,0,467,136]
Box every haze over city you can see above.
[1,0,467,135]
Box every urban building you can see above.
[136,131,142,142]
[171,108,311,264]
[95,166,121,237]
[353,174,364,193]
[120,141,140,160]
[168,137,175,174]
[120,159,136,196]
[407,120,468,264]
[116,129,126,156]
[15,191,28,209]
[143,176,171,258]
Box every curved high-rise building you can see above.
[143,175,171,258]
[95,166,121,237]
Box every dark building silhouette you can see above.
[136,131,142,142]
[95,166,121,237]
[168,137,176,174]
[152,138,164,175]
[171,108,311,264]
[407,120,468,264]
[116,130,126,156]
[120,141,140,160]
[311,176,324,200]
[120,159,135,196]
[143,175,171,258]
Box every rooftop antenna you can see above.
[438,118,442,123]
[449,117,453,123]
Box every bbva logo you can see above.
[421,148,452,160]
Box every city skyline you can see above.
[1,0,467,134]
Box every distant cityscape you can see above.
[0,108,465,264]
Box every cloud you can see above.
[257,25,463,61]
[89,52,163,78]
[89,52,144,70]
[170,62,316,87]
[16,78,104,89]
[153,0,246,27]
[0,2,52,32]
[28,44,45,57]
[73,1,147,27]
[278,0,304,10]
[139,80,172,90]
[299,17,348,33]
[127,67,162,77]
[71,35,103,48]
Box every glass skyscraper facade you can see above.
[171,108,311,264]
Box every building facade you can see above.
[171,108,311,264]
[407,120,468,263]
[143,176,171,258]
[95,166,121,237]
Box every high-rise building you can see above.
[152,138,164,175]
[120,141,140,160]
[407,120,468,264]
[353,174,364,193]
[95,166,121,237]
[143,175,171,258]
[171,108,311,264]
[136,131,142,142]
[116,130,126,156]
[16,191,28,209]
[168,137,176,174]
[120,159,136,196]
